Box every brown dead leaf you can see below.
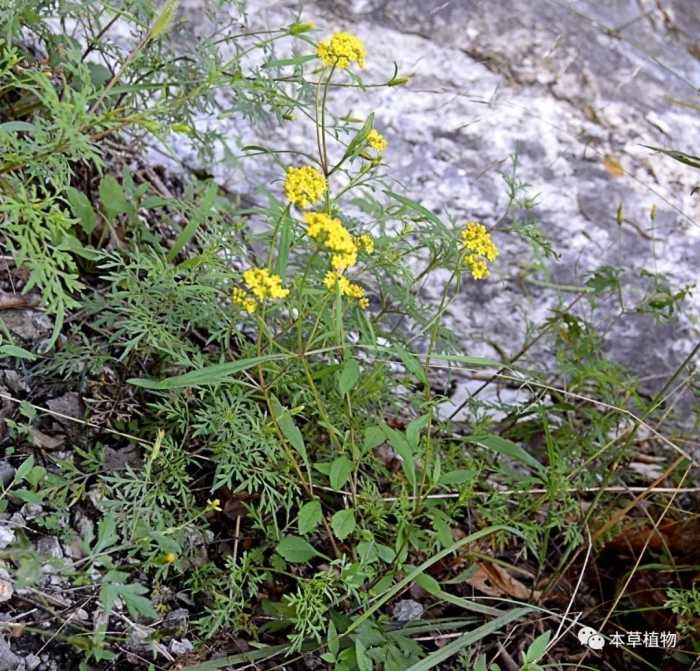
[465,561,541,600]
[28,428,65,450]
[603,155,625,177]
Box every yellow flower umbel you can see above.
[243,268,290,300]
[367,129,387,152]
[232,268,289,313]
[324,270,369,309]
[284,166,327,208]
[317,31,366,69]
[460,222,498,280]
[304,212,358,270]
[232,287,257,313]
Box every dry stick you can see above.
[548,528,592,650]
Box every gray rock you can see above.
[18,503,42,522]
[0,462,15,488]
[0,527,15,551]
[24,655,40,671]
[169,639,193,656]
[0,637,22,671]
[391,598,424,622]
[162,608,189,635]
[1,310,52,342]
[46,392,82,420]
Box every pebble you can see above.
[391,599,424,623]
[0,527,15,551]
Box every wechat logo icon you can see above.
[578,626,605,650]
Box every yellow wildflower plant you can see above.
[324,270,369,309]
[317,31,366,69]
[304,212,358,269]
[367,129,387,152]
[284,166,327,208]
[460,221,498,280]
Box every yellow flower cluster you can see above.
[304,211,358,270]
[232,287,257,313]
[356,234,374,254]
[367,129,387,152]
[317,32,366,69]
[285,166,327,208]
[243,268,290,300]
[232,268,289,313]
[461,222,498,280]
[324,271,369,309]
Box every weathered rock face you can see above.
[164,0,700,425]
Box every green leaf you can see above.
[167,181,217,262]
[298,500,322,535]
[362,426,385,453]
[100,580,157,619]
[0,121,36,133]
[395,346,428,385]
[264,54,316,68]
[329,455,353,490]
[331,509,356,540]
[273,208,293,279]
[355,638,373,671]
[468,434,543,473]
[0,345,37,361]
[406,414,429,448]
[270,396,308,463]
[13,489,44,504]
[127,354,285,389]
[65,187,97,234]
[99,174,130,220]
[413,571,441,595]
[338,357,360,396]
[26,466,46,488]
[382,425,416,488]
[524,630,551,664]
[343,113,374,159]
[276,535,320,563]
[439,469,476,486]
[14,456,35,483]
[327,620,339,657]
[94,513,118,554]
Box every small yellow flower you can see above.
[465,254,489,280]
[304,212,358,269]
[284,166,327,208]
[317,32,366,69]
[357,234,375,254]
[324,270,368,309]
[367,129,386,152]
[461,222,498,261]
[232,287,257,313]
[460,222,498,280]
[243,268,290,301]
[163,552,177,564]
[206,498,222,512]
